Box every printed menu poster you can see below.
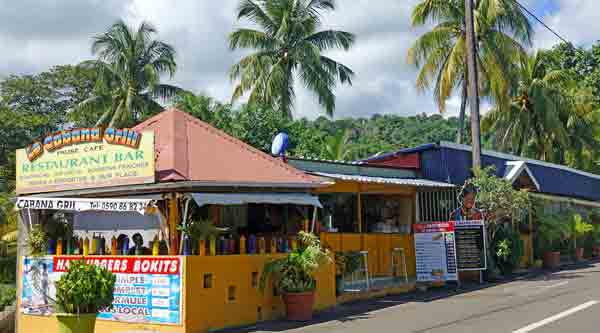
[414,222,458,282]
[454,220,487,271]
[21,256,182,325]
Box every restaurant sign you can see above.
[16,128,155,194]
[414,222,458,282]
[21,256,182,325]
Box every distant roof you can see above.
[133,108,328,188]
[311,172,455,188]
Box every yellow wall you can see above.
[520,233,533,267]
[184,255,336,333]
[315,180,416,195]
[321,233,417,278]
[17,255,336,333]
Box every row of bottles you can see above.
[47,234,298,256]
[47,233,164,256]
[182,235,299,256]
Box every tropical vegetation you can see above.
[229,0,355,118]
[55,260,116,314]
[408,0,532,143]
[259,231,330,293]
[74,20,180,127]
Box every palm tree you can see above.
[229,0,355,118]
[76,20,181,127]
[408,0,532,144]
[482,52,573,160]
[322,129,354,160]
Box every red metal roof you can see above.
[133,108,326,187]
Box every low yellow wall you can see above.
[520,233,533,267]
[184,254,336,332]
[17,255,336,333]
[321,233,417,278]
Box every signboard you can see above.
[454,220,487,271]
[16,128,155,194]
[414,222,458,282]
[14,197,152,214]
[21,256,182,325]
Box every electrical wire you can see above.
[510,0,571,45]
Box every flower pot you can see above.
[543,251,561,269]
[575,247,585,261]
[56,313,97,333]
[282,292,315,321]
[593,245,600,257]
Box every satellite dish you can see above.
[271,132,289,156]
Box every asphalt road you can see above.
[239,261,600,333]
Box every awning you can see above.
[190,193,322,208]
[311,172,456,188]
[14,196,155,214]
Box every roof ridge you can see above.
[172,109,322,183]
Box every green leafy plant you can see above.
[537,212,570,252]
[55,261,116,314]
[591,224,600,244]
[260,232,331,294]
[571,213,593,250]
[494,226,523,275]
[27,224,48,256]
[334,251,361,277]
[0,285,15,311]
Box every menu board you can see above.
[454,220,487,271]
[414,222,458,282]
[21,256,182,325]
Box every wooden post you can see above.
[168,194,180,255]
[357,191,364,250]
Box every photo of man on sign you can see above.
[449,184,483,221]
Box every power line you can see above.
[511,0,571,45]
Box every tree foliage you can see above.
[75,20,181,127]
[229,0,355,118]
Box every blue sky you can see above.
[0,0,596,120]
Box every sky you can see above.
[0,0,598,120]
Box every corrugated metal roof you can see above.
[311,172,455,188]
[288,156,365,165]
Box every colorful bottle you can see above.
[239,235,246,255]
[90,236,97,255]
[198,239,206,256]
[209,236,216,256]
[219,237,227,255]
[98,236,105,255]
[82,237,89,256]
[291,238,298,251]
[56,238,63,256]
[258,237,266,254]
[270,237,277,254]
[111,236,118,255]
[282,238,289,253]
[152,236,159,256]
[66,238,73,255]
[248,235,256,254]
[122,237,129,255]
[182,234,191,255]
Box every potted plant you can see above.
[26,224,48,256]
[334,252,361,295]
[537,213,568,269]
[260,231,331,321]
[54,261,116,333]
[571,214,593,261]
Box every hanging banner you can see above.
[414,222,458,282]
[454,220,487,271]
[16,129,155,194]
[20,256,182,325]
[14,197,152,214]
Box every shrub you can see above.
[55,261,116,314]
[0,285,15,311]
[27,225,47,256]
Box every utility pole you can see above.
[464,0,481,170]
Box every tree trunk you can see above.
[456,81,468,144]
[464,0,482,170]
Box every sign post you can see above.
[454,220,487,284]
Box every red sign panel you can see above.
[53,256,181,275]
[413,222,455,233]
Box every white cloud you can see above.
[1,0,596,119]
